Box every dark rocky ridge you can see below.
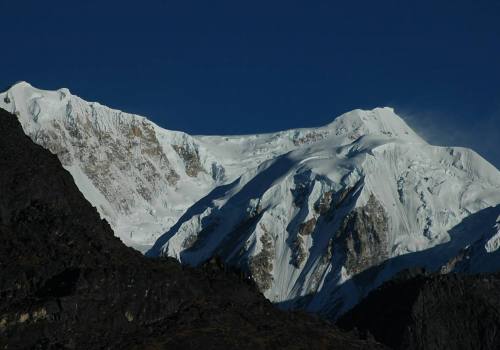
[0,108,384,349]
[337,269,500,350]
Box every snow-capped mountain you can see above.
[147,105,500,317]
[2,82,499,318]
[0,82,379,250]
[0,82,229,250]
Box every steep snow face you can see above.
[149,110,500,317]
[0,82,228,250]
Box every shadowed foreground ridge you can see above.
[0,108,384,349]
[338,269,500,350]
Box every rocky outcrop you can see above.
[37,108,180,203]
[291,235,307,268]
[172,144,205,177]
[440,248,469,274]
[0,108,384,349]
[291,218,317,268]
[336,194,389,275]
[338,270,500,350]
[292,130,328,146]
[314,190,334,216]
[299,217,317,236]
[249,225,275,291]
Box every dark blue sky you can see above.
[1,1,499,166]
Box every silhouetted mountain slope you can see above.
[0,107,384,349]
[337,269,500,350]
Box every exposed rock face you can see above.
[292,130,328,146]
[336,194,389,275]
[314,190,334,216]
[299,217,317,236]
[249,226,275,291]
[291,235,307,268]
[290,218,317,268]
[440,248,468,274]
[36,106,180,207]
[0,108,385,349]
[172,144,205,177]
[338,270,500,350]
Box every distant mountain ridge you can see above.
[2,82,500,319]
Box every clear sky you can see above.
[1,0,499,167]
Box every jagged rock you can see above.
[0,108,384,349]
[292,130,328,146]
[291,235,307,268]
[314,191,334,216]
[291,214,317,269]
[336,194,389,275]
[299,217,317,236]
[440,248,469,274]
[249,227,275,291]
[172,144,205,177]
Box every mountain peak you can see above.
[10,80,33,89]
[327,107,424,143]
[3,81,72,101]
